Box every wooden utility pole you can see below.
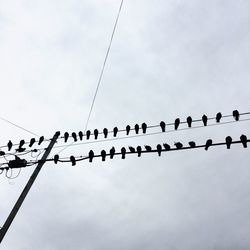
[0,131,60,244]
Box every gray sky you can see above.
[0,0,250,249]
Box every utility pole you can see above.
[0,131,60,244]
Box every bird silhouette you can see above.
[72,132,77,142]
[70,156,76,166]
[64,132,69,143]
[126,125,131,135]
[216,112,222,123]
[19,140,25,148]
[225,136,232,149]
[240,134,247,148]
[163,143,171,151]
[233,110,240,121]
[0,151,5,156]
[38,136,44,145]
[137,146,142,157]
[78,131,83,140]
[188,141,196,148]
[54,155,59,164]
[145,145,152,152]
[89,150,94,162]
[103,128,108,138]
[174,118,180,130]
[202,115,208,126]
[205,139,212,150]
[29,138,36,147]
[160,121,166,132]
[113,127,118,137]
[86,130,91,140]
[174,142,183,149]
[186,116,192,128]
[156,144,162,156]
[134,124,140,134]
[141,123,147,134]
[121,147,126,159]
[94,129,99,140]
[110,147,115,159]
[129,146,136,153]
[101,150,106,161]
[16,147,26,153]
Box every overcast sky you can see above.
[1,0,250,249]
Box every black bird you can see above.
[145,145,152,152]
[163,143,171,151]
[70,156,76,166]
[156,144,162,156]
[134,124,140,134]
[129,146,136,153]
[38,136,44,145]
[110,147,115,159]
[7,140,13,151]
[103,128,108,138]
[16,147,26,153]
[126,125,131,135]
[101,150,106,161]
[72,132,77,142]
[233,110,240,121]
[188,141,196,148]
[29,138,36,147]
[225,136,232,149]
[121,147,126,159]
[113,127,118,137]
[202,115,208,126]
[94,129,99,140]
[86,130,91,140]
[216,112,222,123]
[174,142,183,149]
[205,139,213,151]
[78,131,83,140]
[141,123,147,134]
[54,154,59,164]
[64,132,69,143]
[160,121,166,132]
[89,150,94,162]
[19,139,25,148]
[137,146,142,157]
[0,151,5,156]
[240,134,247,148]
[174,118,180,130]
[186,116,192,128]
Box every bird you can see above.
[103,128,108,138]
[240,134,247,148]
[94,129,99,140]
[144,145,152,152]
[38,136,44,145]
[29,138,36,147]
[54,155,59,164]
[7,140,13,151]
[129,146,136,153]
[160,121,166,132]
[141,123,147,134]
[121,147,126,159]
[134,124,140,134]
[113,127,118,137]
[174,118,180,130]
[101,150,106,161]
[0,151,5,156]
[186,116,192,128]
[86,130,91,140]
[163,143,171,151]
[137,146,142,157]
[110,147,115,159]
[216,112,222,123]
[233,110,240,121]
[70,156,76,166]
[156,144,162,156]
[126,125,131,135]
[202,114,208,126]
[78,131,83,140]
[225,136,232,149]
[88,150,94,162]
[72,132,77,142]
[16,147,26,153]
[188,141,196,148]
[19,139,25,148]
[64,132,69,143]
[205,139,213,150]
[174,142,183,149]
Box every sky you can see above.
[0,0,250,249]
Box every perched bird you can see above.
[205,139,213,151]
[216,112,222,123]
[233,110,240,121]
[188,141,196,148]
[174,118,180,130]
[174,142,183,149]
[225,136,232,149]
[103,128,108,138]
[19,139,25,148]
[94,129,99,140]
[156,144,162,156]
[186,116,192,128]
[7,140,13,151]
[89,150,94,162]
[137,146,142,157]
[16,147,26,153]
[121,147,126,159]
[202,114,208,126]
[113,127,118,137]
[240,134,247,148]
[126,125,131,135]
[70,156,76,166]
[72,132,77,142]
[78,131,83,140]
[29,138,36,147]
[86,130,91,140]
[64,132,69,143]
[101,150,106,161]
[38,136,44,145]
[145,145,152,152]
[141,123,147,134]
[54,154,59,164]
[129,146,136,153]
[134,124,140,134]
[110,147,115,159]
[0,151,5,156]
[160,121,166,132]
[163,143,171,151]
